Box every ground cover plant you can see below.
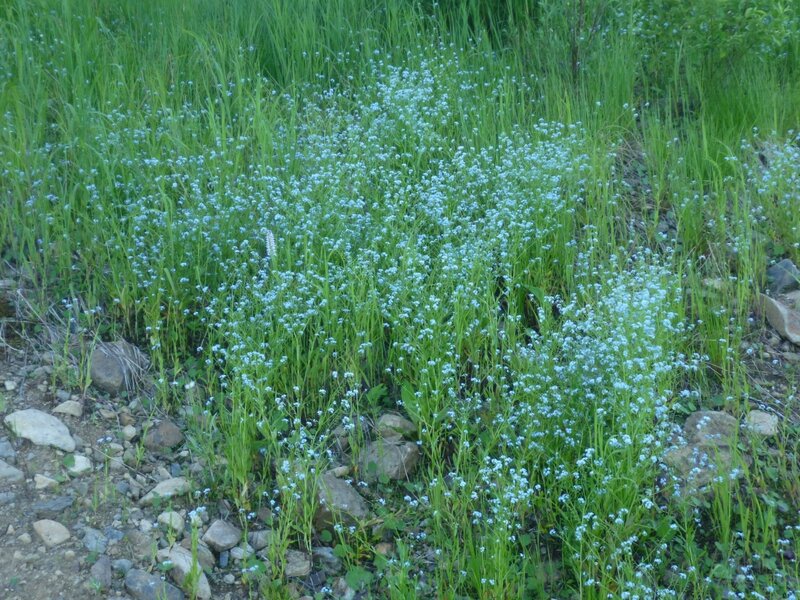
[2,0,800,598]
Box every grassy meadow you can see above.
[2,0,800,597]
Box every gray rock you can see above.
[247,529,273,551]
[664,410,750,495]
[90,344,127,395]
[327,465,351,478]
[83,527,108,553]
[123,447,140,467]
[89,555,112,590]
[218,550,229,568]
[143,420,184,451]
[314,473,370,530]
[375,413,416,440]
[0,491,16,505]
[202,519,241,552]
[156,545,211,599]
[761,294,800,344]
[284,549,311,577]
[332,426,350,453]
[107,455,126,471]
[767,259,800,294]
[332,576,356,600]
[359,439,420,482]
[67,454,93,476]
[53,400,83,418]
[73,479,90,496]
[33,495,75,517]
[112,558,133,574]
[0,437,16,460]
[104,526,125,543]
[229,544,254,561]
[313,546,342,573]
[98,407,117,420]
[139,477,190,506]
[127,529,157,559]
[34,474,58,489]
[33,519,71,547]
[180,539,215,571]
[4,409,76,451]
[124,568,184,600]
[0,458,23,482]
[787,290,800,310]
[683,411,738,445]
[663,444,735,489]
[122,425,138,442]
[90,340,149,395]
[157,511,185,535]
[375,542,394,556]
[745,410,779,437]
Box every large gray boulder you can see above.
[359,439,420,482]
[314,473,370,530]
[4,409,76,451]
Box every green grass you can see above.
[2,0,800,597]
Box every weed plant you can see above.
[2,0,800,597]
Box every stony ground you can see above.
[1,261,799,600]
[0,286,409,600]
[0,341,259,600]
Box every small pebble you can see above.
[375,542,394,556]
[112,558,133,574]
[230,544,254,561]
[157,511,184,535]
[98,408,116,420]
[34,474,59,490]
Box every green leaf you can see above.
[373,553,389,570]
[319,529,333,543]
[365,384,387,404]
[157,560,175,573]
[345,565,374,590]
[401,384,417,415]
[382,513,403,532]
[526,285,545,307]
[710,561,732,580]
[62,454,76,469]
[333,543,352,559]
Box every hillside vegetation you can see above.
[2,1,800,597]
